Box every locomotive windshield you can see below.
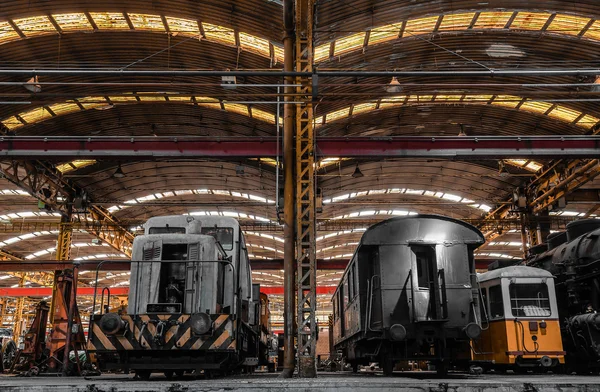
[201,227,234,250]
[149,227,186,234]
[509,283,551,317]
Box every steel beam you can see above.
[0,160,134,255]
[2,136,600,158]
[0,286,129,297]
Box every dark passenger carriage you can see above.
[332,215,485,375]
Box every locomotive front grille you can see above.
[87,313,236,353]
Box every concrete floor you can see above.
[1,371,600,392]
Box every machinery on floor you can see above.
[331,215,484,375]
[473,266,565,371]
[526,218,600,374]
[87,215,270,379]
[10,270,86,376]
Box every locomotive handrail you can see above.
[473,273,490,331]
[366,275,380,332]
[438,269,449,320]
[100,287,111,315]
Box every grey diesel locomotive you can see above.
[87,215,267,379]
[331,215,484,375]
[526,219,600,374]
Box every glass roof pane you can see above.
[13,16,55,37]
[89,12,130,30]
[334,32,366,56]
[239,32,270,57]
[547,14,590,36]
[404,16,439,35]
[52,13,92,32]
[0,21,19,44]
[202,23,236,46]
[128,13,165,31]
[438,13,475,31]
[510,12,551,31]
[473,12,513,29]
[368,24,400,45]
[165,16,199,37]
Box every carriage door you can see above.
[368,247,383,330]
[136,240,162,313]
[411,245,442,322]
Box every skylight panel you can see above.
[165,16,199,37]
[576,114,600,129]
[251,108,276,124]
[314,43,330,63]
[368,24,400,45]
[1,117,23,130]
[325,107,350,123]
[404,16,439,35]
[510,12,551,31]
[333,32,365,56]
[519,101,553,115]
[547,14,590,36]
[223,103,249,117]
[491,95,521,109]
[19,107,52,124]
[547,106,581,123]
[239,32,270,57]
[89,12,130,30]
[52,13,92,32]
[352,102,378,116]
[13,16,55,37]
[202,23,236,46]
[438,13,475,32]
[128,13,165,32]
[473,12,513,29]
[0,21,20,44]
[48,102,81,116]
[584,20,600,41]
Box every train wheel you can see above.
[382,358,394,376]
[135,370,151,380]
[164,370,174,380]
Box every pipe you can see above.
[4,68,600,78]
[281,0,296,379]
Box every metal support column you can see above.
[295,0,317,378]
[50,209,73,323]
[281,0,297,379]
[12,274,26,341]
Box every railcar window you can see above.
[488,285,504,319]
[414,247,436,289]
[200,227,234,250]
[149,227,186,234]
[349,266,355,299]
[343,277,349,308]
[509,283,551,317]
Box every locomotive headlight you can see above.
[99,313,126,335]
[389,324,407,341]
[191,312,212,335]
[463,322,482,340]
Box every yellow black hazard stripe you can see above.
[87,313,236,352]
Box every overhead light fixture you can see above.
[235,165,245,175]
[385,77,403,93]
[221,69,237,89]
[458,124,467,137]
[352,164,364,178]
[24,76,41,93]
[112,164,126,179]
[498,161,510,178]
[94,103,114,111]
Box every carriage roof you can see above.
[478,266,553,283]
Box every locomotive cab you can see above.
[87,215,262,379]
[473,266,565,371]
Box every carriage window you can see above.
[479,287,488,322]
[343,277,349,308]
[488,285,504,319]
[149,226,186,234]
[414,247,436,289]
[349,266,355,299]
[201,227,234,250]
[509,283,551,317]
[333,295,338,320]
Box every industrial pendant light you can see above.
[498,161,510,178]
[352,164,364,178]
[112,164,126,178]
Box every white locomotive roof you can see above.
[478,266,553,282]
[144,215,240,229]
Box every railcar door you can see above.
[410,245,442,322]
[368,247,383,329]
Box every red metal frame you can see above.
[1,136,599,158]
